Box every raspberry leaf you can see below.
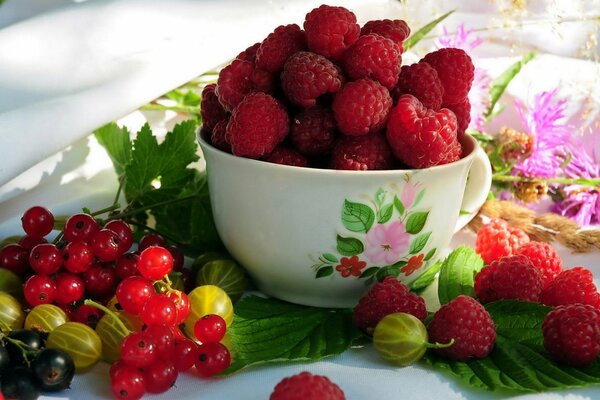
[336,235,364,256]
[94,123,132,176]
[437,246,484,304]
[406,211,429,234]
[342,200,375,233]
[223,296,363,374]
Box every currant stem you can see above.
[2,336,39,366]
[83,299,131,335]
[424,338,455,349]
[91,204,121,218]
[105,193,197,222]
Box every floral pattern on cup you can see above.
[312,179,437,283]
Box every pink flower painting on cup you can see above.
[364,220,410,265]
[400,181,419,209]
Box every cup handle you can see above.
[454,146,493,233]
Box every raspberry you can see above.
[303,5,360,61]
[210,119,230,153]
[342,34,401,90]
[290,106,336,156]
[541,267,600,309]
[332,79,392,136]
[226,92,289,159]
[264,146,309,167]
[543,304,600,366]
[475,219,530,264]
[270,371,345,400]
[200,83,228,132]
[250,68,274,94]
[427,295,496,361]
[386,94,461,168]
[256,24,306,73]
[421,48,474,105]
[330,133,394,171]
[353,276,426,335]
[216,59,255,111]
[474,255,543,303]
[396,63,444,110]
[361,19,410,52]
[515,241,563,288]
[445,99,471,136]
[281,51,343,108]
[236,42,261,63]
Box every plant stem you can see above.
[126,220,187,248]
[83,299,131,335]
[140,103,199,115]
[492,174,600,188]
[113,176,125,207]
[91,203,121,217]
[106,193,198,221]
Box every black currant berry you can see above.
[1,366,40,400]
[0,344,10,376]
[6,329,44,365]
[32,348,75,392]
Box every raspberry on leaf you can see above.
[475,219,530,264]
[474,255,543,303]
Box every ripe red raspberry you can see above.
[210,119,230,153]
[421,48,474,105]
[396,63,444,110]
[236,42,261,63]
[541,267,600,309]
[290,106,336,156]
[386,94,461,168]
[201,83,229,132]
[475,219,530,264]
[281,51,343,108]
[226,92,289,159]
[445,99,471,136]
[427,295,496,361]
[303,5,360,61]
[264,146,309,167]
[256,24,306,73]
[216,59,254,111]
[474,255,543,303]
[342,34,401,90]
[543,304,600,366]
[361,19,410,52]
[250,68,274,94]
[330,133,394,171]
[353,276,426,335]
[332,79,392,136]
[515,241,563,288]
[270,371,345,400]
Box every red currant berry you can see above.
[138,234,165,252]
[194,314,226,344]
[167,290,190,325]
[53,272,85,305]
[143,360,177,394]
[166,245,184,272]
[21,206,54,238]
[116,276,154,315]
[194,342,231,377]
[173,339,198,372]
[171,327,187,342]
[104,220,134,253]
[115,252,139,279]
[137,246,173,281]
[18,235,47,250]
[144,325,175,359]
[73,304,104,329]
[91,229,123,262]
[120,331,157,369]
[29,243,62,275]
[62,241,93,274]
[64,213,99,243]
[140,295,177,326]
[0,244,30,276]
[24,274,57,306]
[109,360,127,379]
[58,303,75,320]
[111,364,146,400]
[83,263,117,297]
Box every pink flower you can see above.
[400,182,419,209]
[435,24,484,53]
[364,221,410,265]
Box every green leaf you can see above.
[336,235,364,256]
[484,52,535,120]
[359,267,379,279]
[409,232,431,254]
[424,247,436,261]
[165,89,201,108]
[377,204,394,224]
[406,211,429,234]
[94,123,132,176]
[404,10,455,50]
[413,189,425,208]
[315,266,334,278]
[224,296,363,373]
[437,245,484,304]
[322,253,338,264]
[341,200,375,233]
[408,261,441,294]
[393,195,405,215]
[376,265,401,281]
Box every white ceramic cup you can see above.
[198,133,492,308]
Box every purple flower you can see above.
[513,89,571,179]
[435,24,484,52]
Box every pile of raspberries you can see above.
[353,218,600,367]
[201,5,474,170]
